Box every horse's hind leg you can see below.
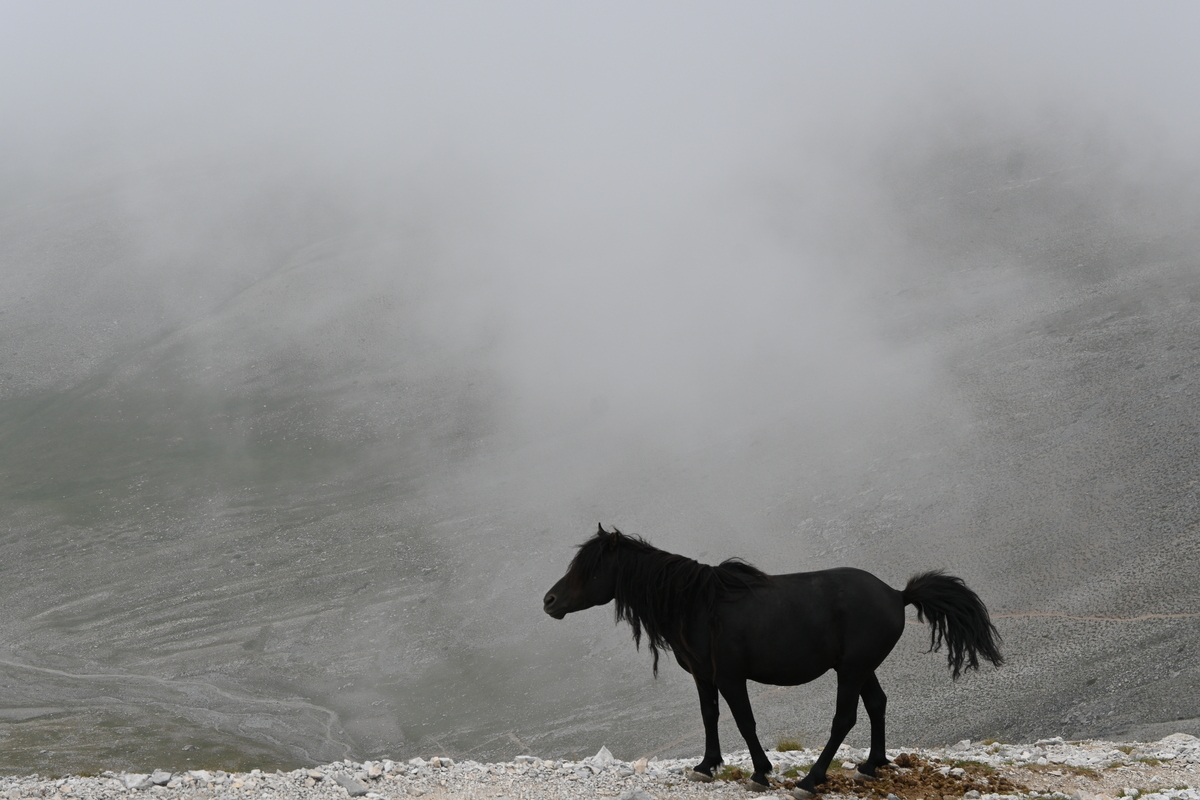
[796,674,862,797]
[719,679,773,791]
[855,672,889,778]
[689,676,722,781]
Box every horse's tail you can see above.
[902,570,1004,679]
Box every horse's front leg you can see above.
[719,679,772,791]
[688,676,723,781]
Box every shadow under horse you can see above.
[544,525,1003,796]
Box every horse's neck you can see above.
[616,551,702,633]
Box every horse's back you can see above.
[713,567,906,684]
[772,567,905,633]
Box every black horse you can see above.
[543,525,1003,796]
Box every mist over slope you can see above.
[2,1,1199,777]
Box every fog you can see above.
[2,1,1200,775]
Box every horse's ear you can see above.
[598,523,620,548]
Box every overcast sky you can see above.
[3,2,1198,447]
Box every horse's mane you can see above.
[569,528,770,675]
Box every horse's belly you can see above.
[747,662,830,687]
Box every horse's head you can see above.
[543,524,623,619]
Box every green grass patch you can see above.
[776,738,804,752]
[715,765,748,782]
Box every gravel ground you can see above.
[6,735,1200,800]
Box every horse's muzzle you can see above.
[543,592,566,619]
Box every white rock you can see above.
[591,745,616,765]
[619,790,657,800]
[149,769,172,786]
[121,774,153,791]
[1159,734,1199,745]
[332,773,370,797]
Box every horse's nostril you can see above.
[544,593,556,607]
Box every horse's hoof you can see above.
[687,770,715,783]
[746,778,770,792]
[791,789,816,800]
[853,769,875,782]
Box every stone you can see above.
[591,745,616,765]
[121,774,153,791]
[332,773,370,797]
[619,790,657,800]
[149,770,172,786]
[367,762,384,779]
[1160,734,1200,745]
[306,769,325,779]
[633,757,648,773]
